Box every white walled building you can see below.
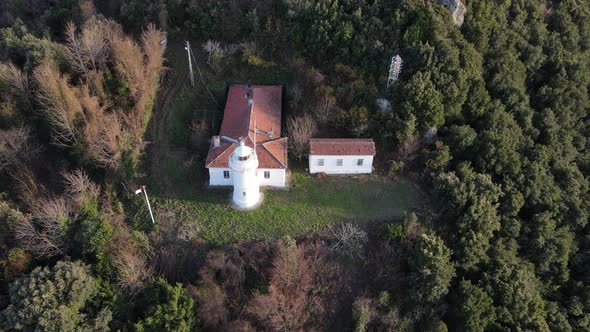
[206,85,288,202]
[309,138,376,174]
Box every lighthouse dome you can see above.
[229,141,258,172]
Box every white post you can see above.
[142,186,155,224]
[185,41,195,87]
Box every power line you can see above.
[186,40,221,109]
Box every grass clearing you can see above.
[148,171,419,245]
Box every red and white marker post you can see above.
[135,185,155,224]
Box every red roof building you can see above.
[206,85,287,169]
[309,138,376,156]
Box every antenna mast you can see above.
[387,55,403,88]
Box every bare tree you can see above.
[0,62,30,104]
[110,230,152,293]
[9,166,46,209]
[202,40,221,65]
[223,44,240,56]
[0,127,35,171]
[287,114,317,160]
[112,35,144,98]
[13,197,71,259]
[79,85,122,168]
[61,169,100,208]
[239,41,258,57]
[330,223,368,259]
[246,239,339,331]
[34,63,82,147]
[314,91,337,125]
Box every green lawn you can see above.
[148,171,419,245]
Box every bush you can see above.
[2,248,31,280]
[135,278,196,332]
[0,261,112,331]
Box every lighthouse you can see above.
[228,138,260,209]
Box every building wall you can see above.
[309,155,374,174]
[256,168,287,187]
[209,168,286,187]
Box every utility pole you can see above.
[185,41,195,87]
[135,185,155,224]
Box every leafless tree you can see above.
[0,62,30,104]
[0,127,35,171]
[34,63,82,147]
[288,84,303,110]
[61,169,100,208]
[195,281,229,329]
[13,197,71,259]
[8,166,46,209]
[111,233,152,293]
[79,85,122,168]
[112,34,144,98]
[314,91,337,125]
[240,41,258,57]
[330,223,368,259]
[287,114,317,160]
[223,44,240,56]
[246,239,340,331]
[202,40,221,65]
[64,19,111,75]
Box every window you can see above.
[223,170,230,179]
[264,171,270,179]
[238,155,250,161]
[357,159,364,166]
[336,159,343,166]
[317,159,324,166]
[243,192,246,196]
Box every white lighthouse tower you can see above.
[227,137,260,209]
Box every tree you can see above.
[135,278,196,332]
[399,71,444,131]
[247,239,339,331]
[408,233,455,306]
[482,258,549,331]
[435,167,502,271]
[287,114,317,160]
[450,280,495,332]
[0,261,111,331]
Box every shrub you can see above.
[135,278,196,332]
[0,261,111,331]
[2,248,31,280]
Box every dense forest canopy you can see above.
[0,0,589,331]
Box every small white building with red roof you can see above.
[206,84,288,189]
[309,138,376,174]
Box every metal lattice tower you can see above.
[387,55,403,88]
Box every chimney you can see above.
[246,84,253,106]
[212,135,221,148]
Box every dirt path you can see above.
[148,41,191,195]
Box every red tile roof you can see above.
[206,85,287,169]
[309,138,376,156]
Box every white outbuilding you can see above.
[308,138,376,175]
